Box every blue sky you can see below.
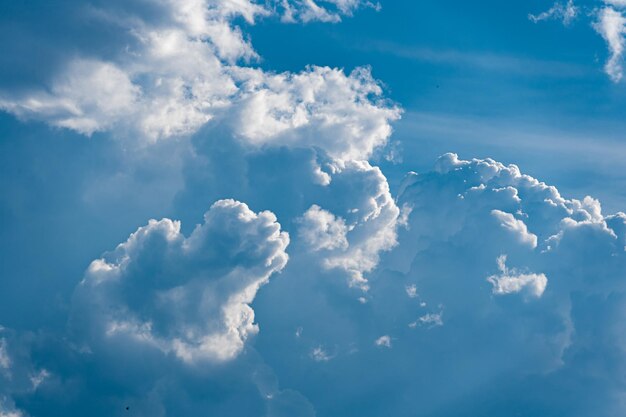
[1,1,626,416]
[248,0,626,210]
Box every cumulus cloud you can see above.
[297,159,400,289]
[4,0,626,415]
[71,199,289,364]
[298,205,349,251]
[528,0,578,25]
[0,0,398,153]
[594,5,626,82]
[0,60,140,136]
[491,209,538,248]
[243,152,625,416]
[231,66,401,161]
[371,153,626,412]
[487,254,548,298]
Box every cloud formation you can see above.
[72,199,289,364]
[487,254,548,298]
[277,0,380,23]
[594,4,626,82]
[528,0,578,25]
[2,1,626,416]
[0,0,397,153]
[297,159,401,289]
[2,151,626,417]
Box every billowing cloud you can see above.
[376,153,626,413]
[2,0,626,415]
[491,209,538,248]
[0,0,398,154]
[71,199,289,364]
[297,159,400,289]
[0,60,141,136]
[231,66,400,161]
[298,205,349,251]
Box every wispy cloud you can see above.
[594,5,626,82]
[528,0,578,26]
[360,40,588,78]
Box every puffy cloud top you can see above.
[0,0,398,157]
[232,66,401,161]
[72,199,289,364]
[298,159,401,289]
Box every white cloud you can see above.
[277,0,380,23]
[0,60,140,136]
[231,66,401,161]
[298,160,400,290]
[72,199,289,363]
[528,0,626,82]
[491,209,538,248]
[298,205,349,251]
[594,6,626,82]
[528,0,578,25]
[487,254,548,299]
[0,0,398,155]
[409,312,444,329]
[374,335,391,348]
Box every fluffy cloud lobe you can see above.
[72,199,289,363]
[298,160,400,289]
[0,0,398,153]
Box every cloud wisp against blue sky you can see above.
[1,1,626,417]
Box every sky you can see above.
[1,1,626,416]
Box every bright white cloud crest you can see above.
[0,0,397,156]
[298,159,401,289]
[73,199,289,364]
